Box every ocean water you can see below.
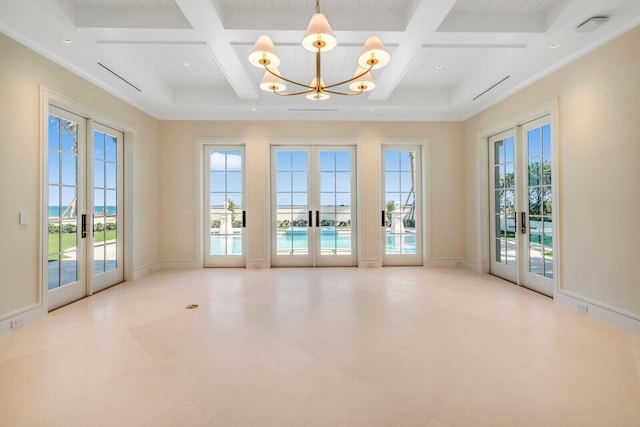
[48,206,117,217]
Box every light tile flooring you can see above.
[1,267,639,426]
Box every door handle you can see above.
[242,211,246,228]
[316,211,320,227]
[381,210,385,227]
[521,212,527,234]
[81,214,87,239]
[308,210,312,227]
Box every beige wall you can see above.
[158,121,465,266]
[464,26,640,316]
[0,33,161,318]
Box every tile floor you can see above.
[1,267,639,426]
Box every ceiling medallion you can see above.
[248,0,390,101]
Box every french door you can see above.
[271,145,356,267]
[489,117,555,296]
[47,106,124,310]
[381,146,423,266]
[204,146,246,267]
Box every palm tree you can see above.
[402,151,416,224]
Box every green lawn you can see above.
[48,230,116,261]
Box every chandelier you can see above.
[248,0,390,101]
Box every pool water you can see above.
[210,229,416,255]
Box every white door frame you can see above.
[41,89,135,313]
[203,145,247,268]
[268,139,359,267]
[380,143,425,266]
[475,99,559,297]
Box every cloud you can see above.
[210,152,241,171]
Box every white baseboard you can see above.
[555,290,640,336]
[157,260,201,270]
[0,304,46,337]
[133,262,162,280]
[247,261,270,269]
[425,258,466,268]
[462,259,480,271]
[359,260,382,268]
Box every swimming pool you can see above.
[210,228,416,255]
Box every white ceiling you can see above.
[1,0,639,121]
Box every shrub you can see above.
[62,223,76,233]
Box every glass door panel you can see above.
[47,107,86,310]
[204,148,246,267]
[271,146,356,267]
[91,124,124,292]
[489,132,517,282]
[488,119,555,297]
[522,120,554,295]
[316,148,355,266]
[382,147,422,266]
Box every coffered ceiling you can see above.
[1,0,639,121]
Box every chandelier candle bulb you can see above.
[260,69,286,92]
[302,13,337,52]
[348,67,376,92]
[248,35,280,68]
[359,36,390,69]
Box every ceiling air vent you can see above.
[288,109,339,112]
[98,63,142,92]
[577,16,609,33]
[473,76,510,101]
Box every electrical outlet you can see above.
[10,318,24,329]
[577,304,589,314]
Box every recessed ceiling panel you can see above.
[396,47,490,92]
[71,0,191,28]
[452,0,561,14]
[121,43,233,91]
[212,0,414,31]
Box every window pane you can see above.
[292,151,307,170]
[385,151,399,170]
[292,172,307,192]
[48,116,60,150]
[276,151,291,171]
[49,152,60,185]
[61,153,77,186]
[226,151,242,171]
[94,160,104,188]
[335,151,350,171]
[61,121,77,153]
[211,172,226,192]
[320,172,335,190]
[94,131,105,159]
[319,151,334,171]
[105,134,117,162]
[105,163,116,189]
[227,172,241,192]
[495,141,504,164]
[528,129,541,157]
[386,172,400,192]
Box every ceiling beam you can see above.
[368,0,458,102]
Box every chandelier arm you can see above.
[323,65,373,89]
[322,63,374,90]
[272,88,316,97]
[264,66,314,90]
[323,88,365,96]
